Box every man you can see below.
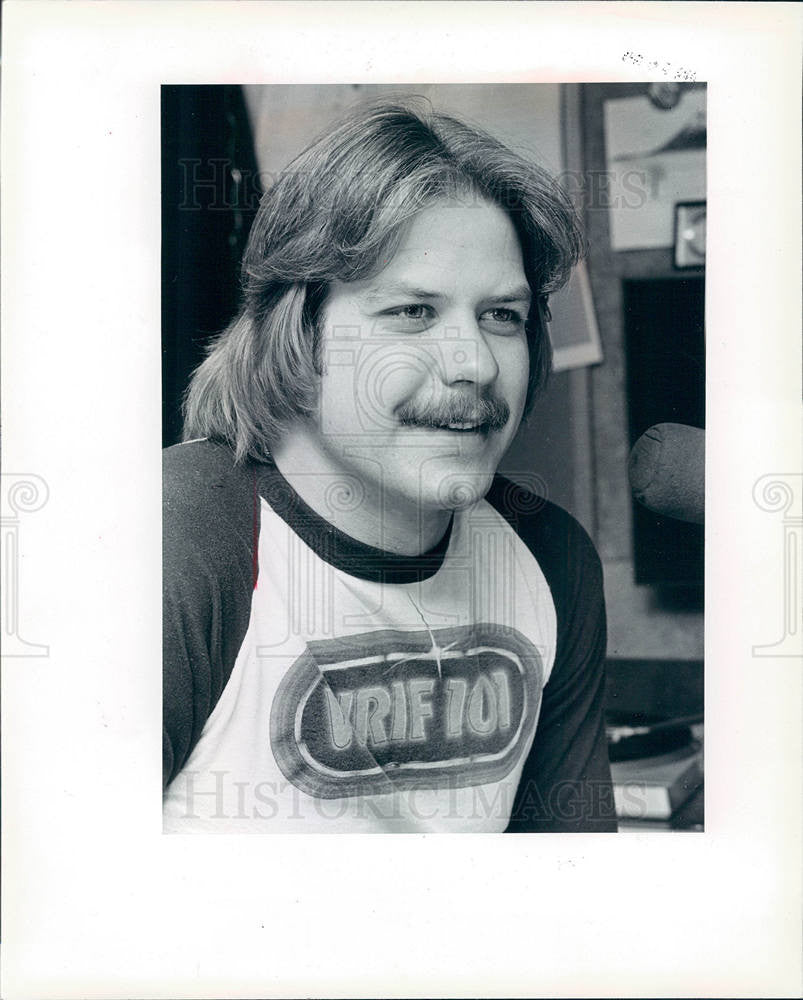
[163,100,617,832]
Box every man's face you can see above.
[307,197,531,521]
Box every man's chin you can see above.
[427,468,495,511]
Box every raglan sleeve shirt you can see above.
[163,441,616,831]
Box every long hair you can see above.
[183,98,584,462]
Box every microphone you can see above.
[628,423,704,524]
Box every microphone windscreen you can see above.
[628,423,705,524]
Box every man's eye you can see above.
[481,307,524,330]
[387,304,433,321]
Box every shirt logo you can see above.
[270,624,544,798]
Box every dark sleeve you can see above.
[162,441,258,789]
[486,477,617,832]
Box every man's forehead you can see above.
[351,199,531,302]
[394,200,523,250]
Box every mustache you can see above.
[396,393,510,432]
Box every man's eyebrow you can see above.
[361,282,533,304]
[484,285,533,305]
[362,282,447,303]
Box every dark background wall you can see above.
[161,85,261,447]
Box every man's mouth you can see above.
[397,396,510,434]
[401,418,490,435]
[438,421,486,433]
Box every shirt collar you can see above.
[254,456,453,584]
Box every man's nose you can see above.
[440,317,499,387]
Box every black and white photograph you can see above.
[161,83,705,834]
[3,3,801,997]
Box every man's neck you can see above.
[269,434,452,556]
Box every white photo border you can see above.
[2,3,801,998]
